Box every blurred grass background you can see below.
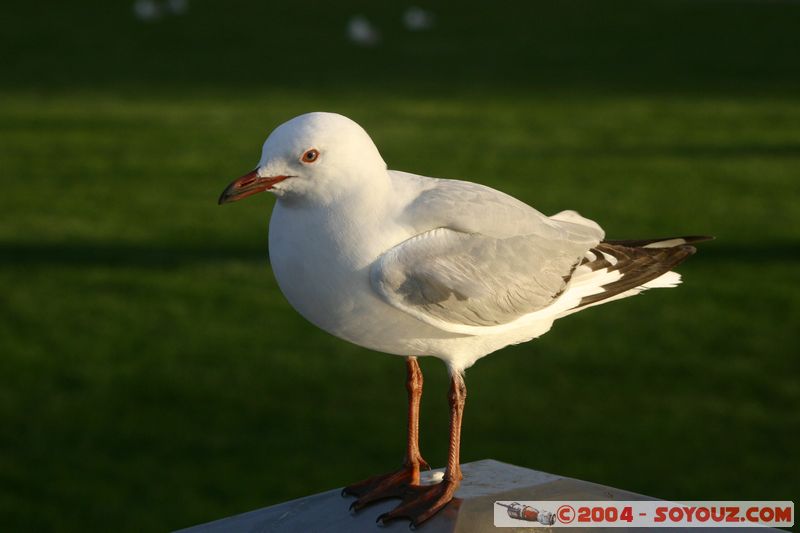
[1,0,799,531]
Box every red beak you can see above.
[218,170,290,205]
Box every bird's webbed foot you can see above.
[342,457,430,512]
[377,478,460,528]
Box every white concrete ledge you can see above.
[175,459,772,532]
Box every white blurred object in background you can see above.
[133,0,161,21]
[167,0,189,15]
[403,6,434,31]
[347,15,380,47]
[133,0,189,21]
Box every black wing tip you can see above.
[604,235,715,248]
[653,243,696,266]
[681,235,715,244]
[577,241,698,307]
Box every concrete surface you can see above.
[175,459,774,532]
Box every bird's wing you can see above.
[392,172,604,242]
[371,176,606,334]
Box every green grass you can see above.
[1,1,799,531]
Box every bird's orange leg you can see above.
[378,372,466,527]
[343,356,430,510]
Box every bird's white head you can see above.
[218,112,387,206]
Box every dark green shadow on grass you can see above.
[1,240,798,268]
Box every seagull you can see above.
[218,112,709,527]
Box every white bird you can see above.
[218,112,708,527]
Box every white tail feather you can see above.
[555,270,681,318]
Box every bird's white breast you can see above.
[268,197,460,355]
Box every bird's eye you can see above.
[301,149,319,164]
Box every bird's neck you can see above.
[272,172,405,266]
[281,169,394,212]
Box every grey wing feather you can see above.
[371,228,588,329]
[374,174,606,331]
[395,173,604,244]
